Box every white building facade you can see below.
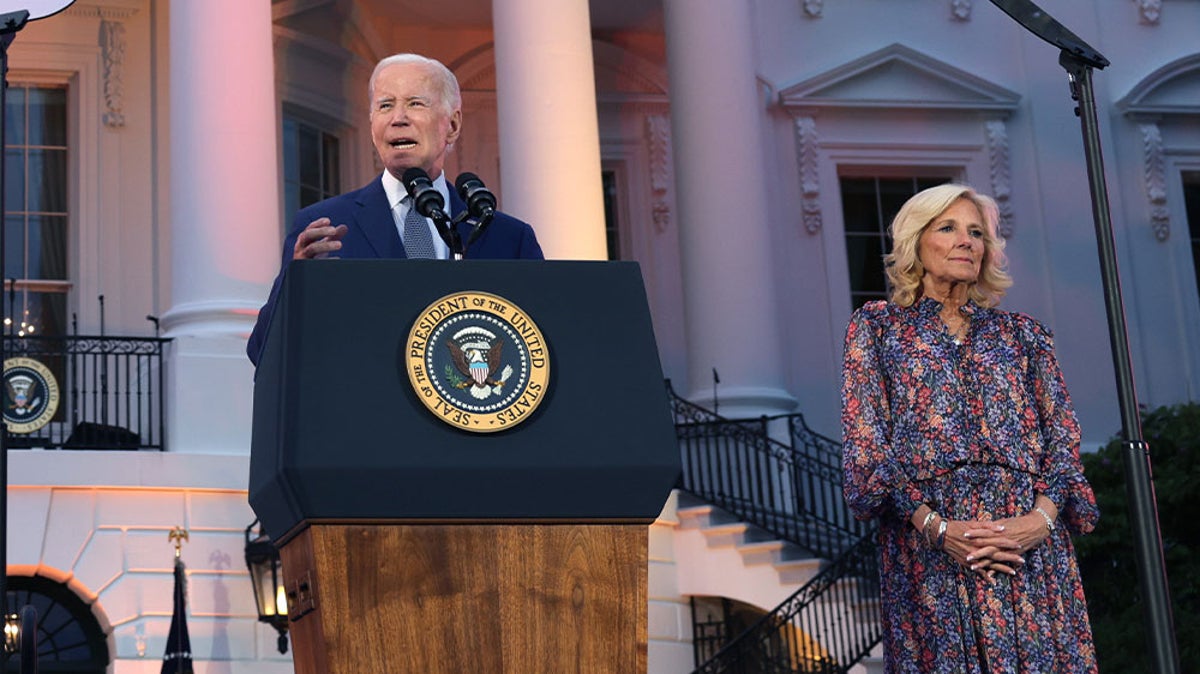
[4,0,1198,672]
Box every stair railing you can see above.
[666,381,882,673]
[691,531,881,674]
[668,381,865,559]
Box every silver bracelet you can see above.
[1034,506,1056,533]
[920,510,937,533]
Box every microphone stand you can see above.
[988,1,1179,671]
[431,213,463,261]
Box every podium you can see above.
[249,260,680,673]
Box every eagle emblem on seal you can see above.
[446,327,514,400]
[6,374,40,415]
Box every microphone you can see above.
[402,167,449,221]
[454,172,497,221]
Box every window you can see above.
[4,84,69,338]
[840,175,952,310]
[281,114,340,231]
[1185,171,1200,309]
[4,575,110,673]
[602,169,621,260]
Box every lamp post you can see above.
[244,519,289,654]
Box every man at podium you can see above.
[247,53,544,366]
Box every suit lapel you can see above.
[354,177,407,259]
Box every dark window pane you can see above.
[27,87,67,146]
[5,149,24,209]
[299,186,321,209]
[840,172,954,311]
[5,216,25,277]
[29,148,67,212]
[282,114,342,234]
[282,118,298,173]
[31,215,68,279]
[878,178,919,231]
[845,234,885,294]
[323,133,340,195]
[4,86,25,145]
[916,177,950,191]
[298,125,320,188]
[602,170,620,261]
[1184,172,1200,311]
[840,177,879,233]
[284,181,299,229]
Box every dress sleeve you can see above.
[1021,317,1099,534]
[841,306,926,522]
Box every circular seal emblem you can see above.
[406,292,550,433]
[3,357,60,434]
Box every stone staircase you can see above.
[673,494,826,607]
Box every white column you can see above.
[492,0,606,260]
[162,0,279,453]
[663,0,795,418]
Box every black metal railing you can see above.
[666,381,882,673]
[3,335,169,450]
[691,532,881,674]
[668,381,865,560]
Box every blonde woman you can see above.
[841,183,1098,672]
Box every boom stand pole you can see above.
[987,1,1180,670]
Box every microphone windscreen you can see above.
[402,167,431,195]
[455,172,482,197]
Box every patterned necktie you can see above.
[402,196,437,259]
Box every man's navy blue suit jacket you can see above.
[247,176,544,366]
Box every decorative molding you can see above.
[793,116,822,234]
[1117,53,1200,117]
[645,114,673,233]
[984,120,1014,238]
[100,19,125,128]
[802,0,823,18]
[779,43,1020,115]
[1135,0,1162,25]
[66,2,139,20]
[1139,122,1170,241]
[951,0,972,21]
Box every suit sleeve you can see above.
[247,218,305,367]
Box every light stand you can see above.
[1,7,78,672]
[989,1,1180,671]
[0,9,31,659]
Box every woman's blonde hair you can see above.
[884,183,1012,307]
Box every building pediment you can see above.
[779,43,1019,114]
[1118,53,1200,116]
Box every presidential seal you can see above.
[4,357,60,434]
[406,292,550,432]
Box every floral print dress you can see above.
[841,298,1099,673]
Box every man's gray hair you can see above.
[368,53,462,114]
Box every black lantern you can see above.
[244,519,289,654]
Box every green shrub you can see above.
[1076,403,1200,672]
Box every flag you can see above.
[161,557,194,674]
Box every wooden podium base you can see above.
[277,523,648,674]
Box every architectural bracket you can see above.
[100,19,126,128]
[1139,122,1170,241]
[793,116,822,235]
[645,114,673,233]
[984,120,1014,238]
